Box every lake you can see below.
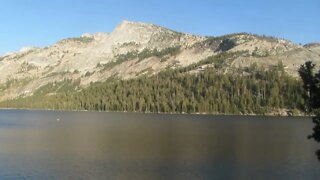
[0,110,319,179]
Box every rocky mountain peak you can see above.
[117,20,154,28]
[114,20,166,32]
[109,20,176,45]
[0,20,319,101]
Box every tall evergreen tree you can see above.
[299,61,320,160]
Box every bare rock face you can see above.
[0,20,319,101]
[110,20,162,45]
[227,34,298,55]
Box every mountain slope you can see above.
[0,20,319,101]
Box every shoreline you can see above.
[0,107,313,117]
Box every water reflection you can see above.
[0,110,319,179]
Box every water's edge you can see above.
[0,107,312,117]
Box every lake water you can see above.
[0,110,319,179]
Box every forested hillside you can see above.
[0,53,305,115]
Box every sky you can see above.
[0,0,319,55]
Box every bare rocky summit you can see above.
[0,20,319,101]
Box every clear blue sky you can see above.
[0,0,319,55]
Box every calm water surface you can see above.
[0,110,319,179]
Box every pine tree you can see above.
[299,61,320,160]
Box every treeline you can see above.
[0,55,305,115]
